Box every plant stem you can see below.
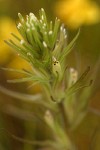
[58,100,69,133]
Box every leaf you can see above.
[0,128,55,147]
[7,75,50,85]
[0,85,42,102]
[4,40,28,59]
[66,80,93,96]
[7,76,34,83]
[1,67,32,76]
[59,29,80,63]
[18,13,25,25]
[11,33,21,41]
[52,18,60,49]
[66,66,91,96]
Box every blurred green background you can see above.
[0,0,100,150]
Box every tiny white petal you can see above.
[20,40,25,45]
[70,68,75,73]
[42,26,45,29]
[41,8,44,12]
[27,52,31,56]
[26,15,29,20]
[44,32,47,35]
[43,41,47,48]
[43,23,46,27]
[60,26,63,31]
[41,15,44,20]
[49,30,53,35]
[70,68,78,82]
[29,12,34,16]
[63,28,66,34]
[17,23,22,29]
[18,13,24,22]
[64,35,67,39]
[52,56,56,62]
[32,27,35,30]
[27,28,30,32]
[40,20,42,23]
[26,22,30,27]
[29,13,37,21]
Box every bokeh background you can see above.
[0,0,100,150]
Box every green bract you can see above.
[5,8,79,78]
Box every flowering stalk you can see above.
[4,8,93,150]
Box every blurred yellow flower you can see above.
[6,56,42,93]
[0,17,17,65]
[55,0,100,29]
[0,17,41,93]
[6,56,32,79]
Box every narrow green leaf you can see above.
[0,85,42,102]
[18,13,25,25]
[39,8,48,29]
[7,75,49,84]
[17,26,27,41]
[66,66,91,96]
[1,67,32,76]
[7,76,34,83]
[26,29,37,47]
[52,18,60,49]
[31,29,43,51]
[59,29,80,62]
[66,80,93,96]
[11,33,21,41]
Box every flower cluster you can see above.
[5,8,69,76]
[4,8,92,104]
[5,9,81,94]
